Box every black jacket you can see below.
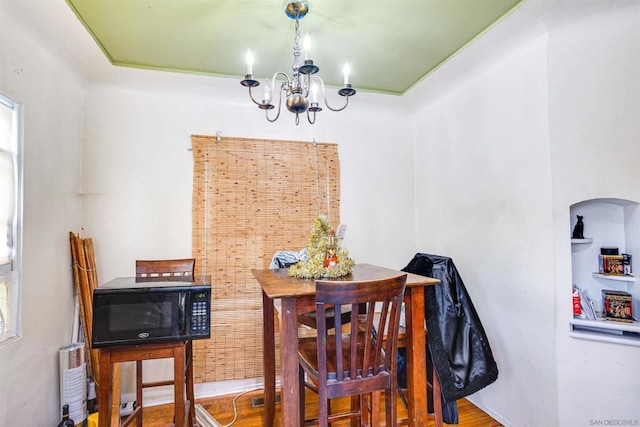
[402,253,498,402]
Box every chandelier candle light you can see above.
[240,1,356,125]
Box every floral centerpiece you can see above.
[288,216,355,279]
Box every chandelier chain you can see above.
[294,11,300,50]
[292,10,302,79]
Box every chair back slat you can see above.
[136,258,195,278]
[384,300,401,370]
[315,273,407,387]
[316,302,329,382]
[374,299,390,375]
[333,302,343,382]
[348,303,358,380]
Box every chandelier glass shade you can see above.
[240,1,356,125]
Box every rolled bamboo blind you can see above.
[191,135,340,382]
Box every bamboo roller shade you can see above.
[191,135,341,382]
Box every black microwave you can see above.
[92,277,211,348]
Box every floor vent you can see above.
[251,393,281,408]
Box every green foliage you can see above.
[288,216,355,279]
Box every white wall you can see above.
[79,68,418,394]
[549,5,640,426]
[407,1,640,426]
[0,7,84,427]
[3,0,639,425]
[80,70,417,280]
[410,34,556,426]
[2,0,419,416]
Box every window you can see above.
[0,93,22,345]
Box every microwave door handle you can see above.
[178,293,186,335]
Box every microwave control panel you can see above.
[189,290,211,338]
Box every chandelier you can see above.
[240,1,356,125]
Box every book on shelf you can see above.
[573,284,597,321]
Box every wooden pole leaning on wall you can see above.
[69,232,120,427]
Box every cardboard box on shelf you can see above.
[602,290,633,323]
[598,254,625,275]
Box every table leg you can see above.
[186,341,195,427]
[262,290,276,427]
[173,345,186,427]
[280,297,301,427]
[432,364,443,427]
[404,286,430,427]
[136,361,143,427]
[97,350,112,427]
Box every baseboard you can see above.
[122,377,277,408]
[466,395,512,427]
[128,378,510,426]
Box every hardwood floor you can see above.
[140,388,502,426]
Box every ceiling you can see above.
[64,0,523,95]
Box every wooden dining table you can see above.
[252,263,443,427]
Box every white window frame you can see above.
[0,92,23,346]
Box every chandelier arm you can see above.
[303,73,312,98]
[247,86,264,106]
[274,72,292,91]
[314,77,350,112]
[265,82,286,123]
[265,108,280,123]
[263,71,292,106]
[324,95,349,112]
[306,109,316,124]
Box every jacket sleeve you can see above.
[403,253,499,402]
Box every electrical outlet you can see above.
[336,223,347,239]
[119,401,136,417]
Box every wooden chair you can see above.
[128,258,197,426]
[276,261,353,412]
[298,305,354,412]
[97,341,193,427]
[298,274,407,427]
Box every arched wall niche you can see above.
[569,198,640,345]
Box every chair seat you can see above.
[299,333,389,386]
[297,304,353,330]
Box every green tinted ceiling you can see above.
[65,0,523,95]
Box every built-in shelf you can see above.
[569,317,640,347]
[591,273,635,282]
[571,238,593,244]
[570,198,640,346]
